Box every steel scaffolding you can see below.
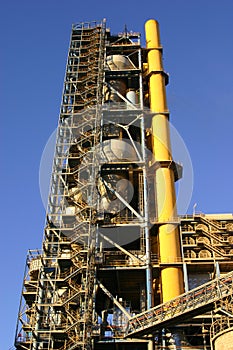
[15,19,233,350]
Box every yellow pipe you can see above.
[145,19,184,302]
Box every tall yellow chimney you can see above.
[145,19,184,302]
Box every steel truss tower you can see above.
[15,19,233,350]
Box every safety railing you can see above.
[210,316,233,341]
[126,271,233,338]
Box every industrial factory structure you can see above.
[15,19,233,350]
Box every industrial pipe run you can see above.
[145,19,184,302]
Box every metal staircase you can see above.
[46,21,106,350]
[15,20,106,350]
[199,215,225,231]
[196,224,228,244]
[125,271,233,338]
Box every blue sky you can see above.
[1,1,233,348]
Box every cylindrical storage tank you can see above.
[106,55,134,70]
[102,139,138,162]
[105,55,131,103]
[99,173,134,215]
[213,329,233,350]
[126,89,138,107]
[105,80,127,102]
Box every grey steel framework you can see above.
[15,20,233,350]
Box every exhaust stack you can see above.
[145,19,184,302]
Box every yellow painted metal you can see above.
[145,19,184,302]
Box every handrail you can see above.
[210,316,233,341]
[125,271,233,338]
[198,226,227,244]
[199,215,223,230]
